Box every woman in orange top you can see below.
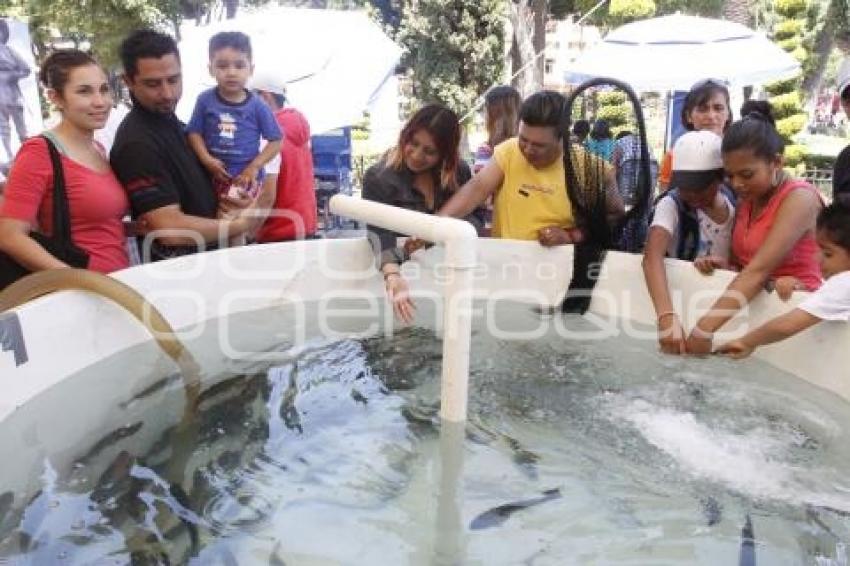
[686,110,822,354]
[658,79,732,192]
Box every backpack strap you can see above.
[664,190,700,261]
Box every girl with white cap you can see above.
[642,130,734,354]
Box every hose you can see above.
[0,268,201,408]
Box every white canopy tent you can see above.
[176,7,402,137]
[564,14,801,92]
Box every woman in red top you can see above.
[686,110,822,354]
[0,49,129,274]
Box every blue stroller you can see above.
[312,127,353,232]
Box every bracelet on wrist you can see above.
[656,310,677,322]
[383,271,400,280]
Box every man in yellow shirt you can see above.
[440,90,623,247]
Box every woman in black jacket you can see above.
[362,104,484,323]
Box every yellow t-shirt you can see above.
[491,139,610,241]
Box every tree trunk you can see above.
[722,0,751,26]
[532,0,547,89]
[509,0,547,96]
[802,5,836,96]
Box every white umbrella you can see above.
[177,7,402,135]
[565,14,801,92]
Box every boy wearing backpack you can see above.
[642,131,735,354]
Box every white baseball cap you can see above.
[250,72,287,97]
[837,58,850,100]
[669,130,724,190]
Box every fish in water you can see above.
[700,496,722,526]
[280,371,303,434]
[739,514,755,566]
[269,541,287,565]
[469,488,561,530]
[74,422,143,466]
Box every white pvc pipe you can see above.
[330,194,477,422]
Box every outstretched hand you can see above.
[716,339,753,359]
[204,157,230,184]
[773,276,803,302]
[232,166,259,194]
[657,314,687,355]
[685,330,714,356]
[694,255,728,275]
[537,225,584,247]
[385,273,416,324]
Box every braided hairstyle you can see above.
[560,79,653,313]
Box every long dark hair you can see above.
[484,85,521,147]
[722,105,783,161]
[817,199,850,253]
[560,78,653,313]
[387,104,461,191]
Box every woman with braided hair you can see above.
[439,90,623,253]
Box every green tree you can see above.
[366,0,403,38]
[765,0,809,167]
[571,0,722,25]
[21,0,180,67]
[655,0,722,16]
[397,0,505,116]
[549,0,573,19]
[8,0,285,69]
[608,0,656,24]
[836,0,850,48]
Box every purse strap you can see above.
[40,134,72,244]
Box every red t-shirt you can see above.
[731,179,822,291]
[256,108,317,242]
[0,137,129,273]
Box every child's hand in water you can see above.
[694,255,728,275]
[716,339,754,359]
[657,312,686,355]
[773,276,803,301]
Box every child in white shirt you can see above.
[643,130,735,354]
[719,200,850,358]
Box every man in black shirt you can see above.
[110,29,254,261]
[834,59,850,200]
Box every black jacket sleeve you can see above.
[834,144,850,199]
[110,139,180,218]
[361,163,406,269]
